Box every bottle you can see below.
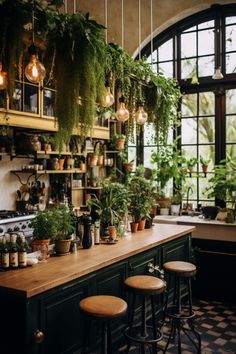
[9,234,18,269]
[1,236,10,271]
[82,215,92,249]
[94,220,100,245]
[18,234,27,268]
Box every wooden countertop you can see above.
[0,224,194,298]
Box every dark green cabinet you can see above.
[0,234,191,354]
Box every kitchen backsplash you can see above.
[0,156,48,210]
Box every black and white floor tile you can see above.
[118,299,236,354]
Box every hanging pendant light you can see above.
[115,96,129,122]
[25,44,46,83]
[212,66,223,80]
[135,101,148,125]
[103,77,114,107]
[0,63,7,90]
[25,3,46,84]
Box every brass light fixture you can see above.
[212,66,223,80]
[0,63,7,90]
[25,2,46,84]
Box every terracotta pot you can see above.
[79,162,86,171]
[89,156,98,166]
[130,222,139,233]
[55,239,71,255]
[58,158,65,170]
[97,155,104,166]
[157,197,170,209]
[31,239,50,260]
[108,225,117,240]
[202,164,208,173]
[115,138,125,150]
[123,163,134,172]
[138,219,146,231]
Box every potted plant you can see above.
[204,158,236,210]
[113,134,126,150]
[128,168,156,231]
[87,180,130,240]
[118,149,134,172]
[52,205,75,255]
[170,191,182,216]
[89,151,99,166]
[186,157,198,173]
[29,209,57,259]
[200,156,211,173]
[151,138,186,210]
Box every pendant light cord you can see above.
[121,0,124,49]
[150,0,153,64]
[138,0,141,60]
[32,0,35,43]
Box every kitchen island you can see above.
[0,224,194,354]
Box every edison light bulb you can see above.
[104,86,115,107]
[25,45,46,84]
[115,96,129,122]
[135,104,148,125]
[0,63,7,90]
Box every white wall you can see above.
[0,156,48,210]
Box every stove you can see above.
[0,210,35,237]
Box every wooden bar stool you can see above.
[80,295,128,354]
[163,261,201,354]
[124,275,165,354]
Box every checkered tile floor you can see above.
[118,298,236,353]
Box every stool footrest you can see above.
[165,304,195,320]
[125,325,163,345]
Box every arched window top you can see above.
[142,4,236,84]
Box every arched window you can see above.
[130,4,236,209]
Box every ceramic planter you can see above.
[108,225,117,240]
[138,219,146,230]
[54,239,71,255]
[130,222,139,233]
[115,138,125,150]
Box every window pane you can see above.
[181,118,197,144]
[43,89,55,116]
[128,147,136,169]
[158,39,173,62]
[226,16,236,25]
[226,144,236,160]
[24,84,38,113]
[182,94,197,117]
[226,25,236,52]
[226,89,236,114]
[226,115,236,143]
[144,146,156,168]
[198,56,214,77]
[198,145,215,170]
[183,26,197,33]
[183,178,198,200]
[199,175,213,200]
[181,32,196,58]
[199,117,215,143]
[198,29,214,55]
[226,52,236,73]
[199,92,215,115]
[182,145,197,159]
[181,58,197,79]
[198,20,214,29]
[158,62,173,78]
[144,123,156,145]
[10,82,22,111]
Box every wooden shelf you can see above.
[85,186,102,190]
[71,187,85,190]
[10,168,86,174]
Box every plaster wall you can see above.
[72,0,236,56]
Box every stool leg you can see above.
[176,277,182,354]
[126,294,136,353]
[187,278,202,353]
[141,296,147,354]
[101,320,108,354]
[82,318,91,354]
[151,296,158,353]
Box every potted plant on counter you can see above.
[200,156,211,173]
[52,205,75,255]
[128,167,156,232]
[30,209,57,259]
[87,180,130,240]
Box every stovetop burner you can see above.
[0,210,34,220]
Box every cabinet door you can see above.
[39,277,93,354]
[162,235,191,264]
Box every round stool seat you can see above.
[80,295,127,319]
[163,261,196,277]
[124,275,165,295]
